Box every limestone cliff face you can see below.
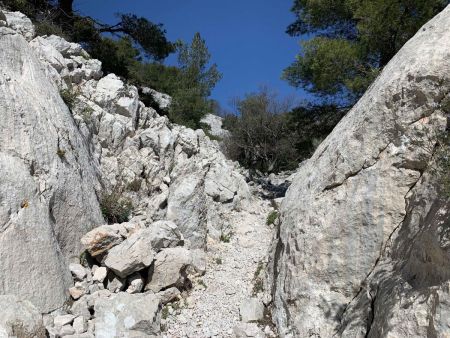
[270,5,450,337]
[0,26,104,312]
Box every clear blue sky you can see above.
[75,0,311,110]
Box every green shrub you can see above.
[100,190,133,224]
[60,88,77,111]
[252,261,265,295]
[266,211,279,226]
[35,20,67,38]
[219,231,233,243]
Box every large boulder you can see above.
[270,6,450,337]
[145,247,202,292]
[104,229,156,278]
[0,26,104,312]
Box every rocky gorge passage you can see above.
[164,189,276,338]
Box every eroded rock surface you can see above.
[0,21,103,313]
[270,6,450,337]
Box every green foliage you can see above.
[288,104,348,159]
[283,37,379,99]
[167,33,222,128]
[35,20,67,38]
[118,14,175,61]
[224,88,299,173]
[88,37,138,78]
[215,257,223,265]
[100,190,133,224]
[252,261,265,295]
[60,88,77,110]
[197,279,207,289]
[56,148,66,158]
[266,211,279,226]
[285,0,449,103]
[220,231,233,243]
[129,62,182,96]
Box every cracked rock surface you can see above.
[270,6,450,337]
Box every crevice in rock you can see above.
[364,286,378,338]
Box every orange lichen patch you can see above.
[21,199,29,208]
[86,231,122,256]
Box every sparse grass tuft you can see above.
[266,210,279,226]
[56,148,66,158]
[252,261,265,295]
[197,279,207,289]
[220,231,233,243]
[60,88,77,111]
[100,189,133,224]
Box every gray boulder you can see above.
[200,113,230,139]
[81,224,125,257]
[104,229,156,278]
[239,298,265,323]
[147,220,184,251]
[145,247,199,292]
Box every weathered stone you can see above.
[239,298,264,323]
[2,10,34,41]
[69,284,86,300]
[30,36,66,72]
[69,263,87,281]
[94,292,161,337]
[106,273,126,293]
[45,35,86,57]
[104,229,156,278]
[145,247,197,292]
[54,314,75,328]
[126,272,144,294]
[0,25,103,312]
[141,87,172,110]
[147,220,184,251]
[60,324,76,336]
[81,224,124,257]
[271,6,450,338]
[0,295,44,338]
[232,323,264,338]
[92,266,107,283]
[73,316,87,334]
[157,287,181,305]
[200,113,230,139]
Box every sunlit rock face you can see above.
[0,25,104,312]
[270,5,450,337]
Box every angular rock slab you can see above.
[104,229,155,278]
[145,247,202,292]
[94,292,161,338]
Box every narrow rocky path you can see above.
[163,190,276,338]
